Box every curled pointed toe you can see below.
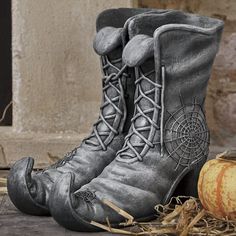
[7,157,49,215]
[49,173,99,231]
[50,173,118,232]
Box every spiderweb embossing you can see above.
[164,98,209,169]
[75,189,96,203]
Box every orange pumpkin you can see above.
[198,150,236,220]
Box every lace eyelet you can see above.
[82,55,124,151]
[117,67,160,163]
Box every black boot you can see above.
[49,11,223,231]
[7,8,153,216]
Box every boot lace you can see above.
[46,148,78,170]
[116,67,161,163]
[83,56,127,150]
[45,56,127,170]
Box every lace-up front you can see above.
[46,148,78,170]
[84,55,127,150]
[47,55,128,170]
[117,67,161,162]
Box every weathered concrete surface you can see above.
[0,128,84,168]
[12,0,133,134]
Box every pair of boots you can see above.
[7,8,223,232]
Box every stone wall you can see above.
[0,0,134,168]
[139,0,236,146]
[12,0,133,134]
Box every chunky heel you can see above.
[173,159,206,198]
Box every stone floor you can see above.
[0,168,119,236]
[0,193,114,236]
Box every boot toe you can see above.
[50,173,119,232]
[7,157,50,215]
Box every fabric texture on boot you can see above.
[49,11,224,231]
[7,8,153,216]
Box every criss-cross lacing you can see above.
[46,148,78,170]
[117,67,161,162]
[83,55,127,151]
[44,56,127,170]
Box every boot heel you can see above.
[173,159,206,198]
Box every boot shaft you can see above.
[121,11,224,166]
[96,8,167,32]
[88,8,180,148]
[84,8,158,149]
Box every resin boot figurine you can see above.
[7,8,153,216]
[49,11,223,231]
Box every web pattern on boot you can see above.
[164,96,209,169]
[75,188,96,204]
[116,67,161,163]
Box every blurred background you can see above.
[0,0,235,169]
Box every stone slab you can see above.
[12,0,133,134]
[0,127,85,168]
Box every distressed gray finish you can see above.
[7,8,153,216]
[49,11,224,231]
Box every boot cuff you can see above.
[122,34,154,67]
[93,27,123,55]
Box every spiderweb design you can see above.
[164,97,209,169]
[75,189,96,203]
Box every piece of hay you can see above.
[90,196,236,235]
[0,187,7,195]
[47,152,60,164]
[103,199,134,226]
[0,178,7,185]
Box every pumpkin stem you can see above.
[216,150,236,162]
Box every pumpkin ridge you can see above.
[198,161,218,210]
[216,164,232,217]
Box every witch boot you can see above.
[7,8,154,216]
[49,11,223,231]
